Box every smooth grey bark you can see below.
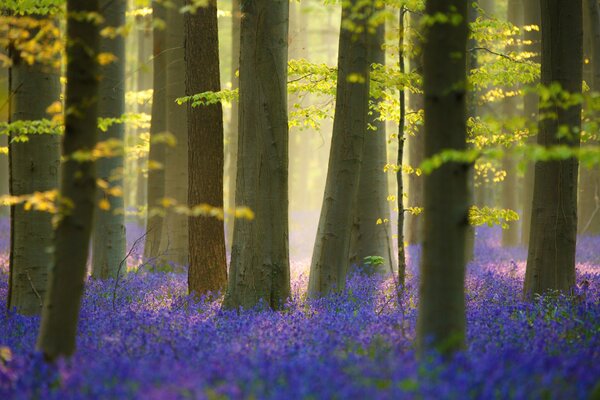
[524,0,582,298]
[405,12,424,245]
[159,0,188,266]
[7,16,60,315]
[349,16,396,275]
[37,0,100,360]
[186,0,227,295]
[223,0,290,310]
[307,0,371,297]
[92,0,126,279]
[521,0,541,246]
[144,0,167,260]
[416,0,469,356]
[579,0,600,235]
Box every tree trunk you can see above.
[349,13,396,275]
[186,0,227,295]
[307,0,371,297]
[92,0,126,280]
[417,0,469,356]
[8,15,60,315]
[160,0,188,266]
[521,0,541,246]
[0,56,8,218]
[398,7,408,285]
[223,0,290,310]
[524,0,582,298]
[579,0,600,235]
[37,0,100,360]
[144,1,167,261]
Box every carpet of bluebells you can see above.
[0,219,599,399]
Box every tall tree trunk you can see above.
[524,0,582,297]
[521,0,541,246]
[225,0,241,250]
[186,0,227,295]
[37,0,100,360]
[307,0,371,297]
[8,16,60,315]
[0,56,8,218]
[398,7,408,285]
[160,0,188,266]
[579,0,600,235]
[405,12,424,245]
[417,0,469,356]
[92,0,126,280]
[501,0,523,247]
[223,0,290,310]
[349,12,396,274]
[144,1,167,261]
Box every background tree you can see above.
[186,0,227,294]
[417,0,469,356]
[224,0,290,310]
[37,0,100,360]
[524,0,583,297]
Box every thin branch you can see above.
[25,270,43,309]
[469,46,533,65]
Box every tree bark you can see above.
[37,0,100,360]
[92,0,126,280]
[8,15,60,315]
[186,0,227,295]
[398,7,408,285]
[307,0,371,297]
[223,0,290,310]
[144,0,167,261]
[417,0,469,356]
[524,0,582,298]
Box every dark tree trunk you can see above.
[186,0,227,295]
[398,7,408,285]
[37,0,100,360]
[417,0,469,356]
[524,0,582,298]
[223,0,290,310]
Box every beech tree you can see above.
[417,0,469,356]
[524,0,583,297]
[186,0,227,294]
[224,0,290,310]
[8,13,60,315]
[92,0,126,279]
[37,0,100,360]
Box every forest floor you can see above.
[0,223,599,399]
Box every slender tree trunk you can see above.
[8,15,60,315]
[405,12,424,245]
[37,0,100,360]
[186,0,227,295]
[524,0,582,298]
[307,0,371,297]
[160,0,188,266]
[225,0,240,250]
[521,0,541,246]
[579,0,600,235]
[398,7,408,285]
[144,1,167,260]
[223,0,290,310]
[349,13,396,274]
[417,0,469,356]
[92,0,126,279]
[0,57,8,218]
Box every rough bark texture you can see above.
[307,0,371,298]
[579,0,600,235]
[144,0,167,260]
[37,0,99,360]
[223,0,290,310]
[524,0,582,298]
[349,18,396,275]
[186,0,227,295]
[8,16,60,315]
[405,13,424,245]
[92,0,126,279]
[160,0,188,266]
[521,0,541,246]
[416,0,469,356]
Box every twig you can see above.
[469,47,533,65]
[25,270,43,309]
